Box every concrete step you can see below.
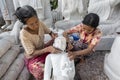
[0,45,20,78]
[0,36,15,58]
[17,66,30,80]
[95,35,115,51]
[1,54,24,80]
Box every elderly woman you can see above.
[15,5,60,80]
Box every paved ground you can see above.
[75,51,109,80]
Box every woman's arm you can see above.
[63,31,70,41]
[29,48,47,58]
[49,31,58,39]
[68,44,94,60]
[63,24,81,41]
[41,21,58,39]
[28,46,62,58]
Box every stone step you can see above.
[0,36,15,58]
[0,45,20,78]
[1,54,24,80]
[95,35,115,51]
[17,66,30,80]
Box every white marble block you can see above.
[104,36,120,80]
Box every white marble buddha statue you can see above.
[44,36,75,80]
[88,0,120,36]
[0,0,16,30]
[55,0,88,30]
[104,36,120,80]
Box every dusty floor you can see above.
[75,51,109,80]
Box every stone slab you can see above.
[95,35,115,51]
[17,66,30,80]
[0,45,20,78]
[1,54,24,80]
[0,36,16,58]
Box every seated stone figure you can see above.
[0,0,16,30]
[104,36,120,80]
[88,0,120,35]
[11,0,52,44]
[55,0,88,30]
[44,36,75,80]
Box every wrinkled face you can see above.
[82,24,95,34]
[26,16,39,31]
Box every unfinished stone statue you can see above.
[44,36,75,80]
[104,36,120,80]
[11,0,52,44]
[0,0,16,30]
[88,0,120,35]
[55,0,88,30]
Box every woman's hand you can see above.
[45,46,62,53]
[51,32,58,39]
[68,51,77,60]
[66,42,73,51]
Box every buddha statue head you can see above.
[53,36,66,51]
